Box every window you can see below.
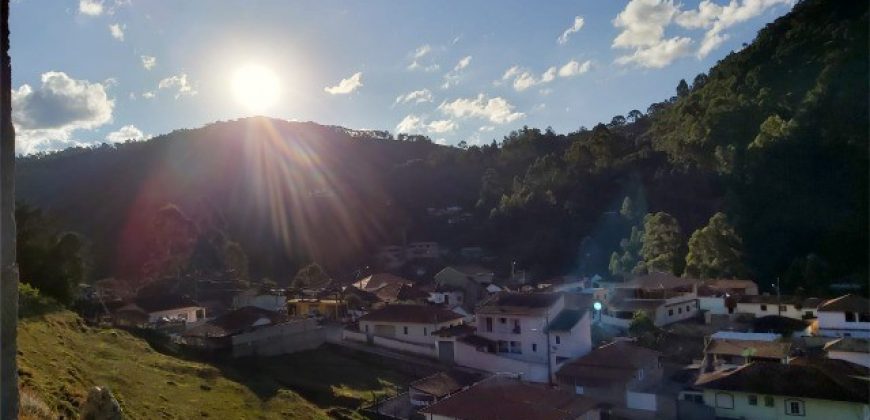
[637,369,644,380]
[686,305,691,312]
[678,307,682,314]
[403,326,408,335]
[779,305,787,312]
[499,317,507,324]
[785,399,805,416]
[683,393,703,404]
[512,319,521,334]
[715,393,734,409]
[423,327,427,336]
[764,396,775,407]
[668,309,674,316]
[555,336,561,345]
[748,395,758,406]
[575,385,584,395]
[364,325,369,332]
[532,343,537,352]
[804,311,813,318]
[760,304,767,311]
[509,341,522,354]
[485,317,493,332]
[845,312,856,322]
[860,312,870,322]
[497,340,508,353]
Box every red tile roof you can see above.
[359,304,463,324]
[818,294,869,313]
[420,375,599,420]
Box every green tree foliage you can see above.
[685,212,747,279]
[676,79,690,98]
[609,226,645,278]
[641,212,685,275]
[628,310,656,337]
[16,204,89,305]
[292,263,332,290]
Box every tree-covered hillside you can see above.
[15,0,867,295]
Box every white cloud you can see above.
[407,44,440,72]
[395,89,433,105]
[615,36,693,68]
[557,16,585,45]
[79,0,103,16]
[427,119,457,133]
[541,67,557,83]
[613,0,792,67]
[478,125,495,132]
[678,0,793,58]
[141,91,156,99]
[105,124,145,143]
[558,59,592,77]
[108,23,125,41]
[442,55,473,89]
[612,0,690,68]
[140,55,157,70]
[502,60,590,91]
[396,114,424,133]
[158,73,197,98]
[12,72,114,154]
[395,114,457,134]
[324,72,363,95]
[439,94,524,124]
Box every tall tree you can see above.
[641,212,685,275]
[684,212,747,279]
[291,262,331,290]
[609,226,645,278]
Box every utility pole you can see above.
[775,277,782,317]
[0,1,18,416]
[545,310,552,386]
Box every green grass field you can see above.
[17,311,412,419]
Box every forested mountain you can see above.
[16,0,867,295]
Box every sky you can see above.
[9,0,796,154]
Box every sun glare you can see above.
[232,63,281,113]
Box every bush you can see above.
[18,283,59,319]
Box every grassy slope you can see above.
[18,311,411,419]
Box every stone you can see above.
[80,386,122,420]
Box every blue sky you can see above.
[10,0,795,154]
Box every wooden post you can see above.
[0,0,18,417]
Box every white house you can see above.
[695,359,870,420]
[356,304,464,347]
[601,273,700,328]
[816,294,870,338]
[824,337,870,368]
[736,295,822,320]
[702,335,791,372]
[449,293,592,383]
[115,295,206,327]
[697,279,759,315]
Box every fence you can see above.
[232,320,326,357]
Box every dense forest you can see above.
[15,0,867,297]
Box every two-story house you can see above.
[736,295,822,320]
[556,340,663,414]
[816,294,870,338]
[449,293,592,383]
[356,304,465,346]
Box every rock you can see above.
[80,386,122,420]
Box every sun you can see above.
[231,63,281,113]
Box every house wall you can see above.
[736,303,814,320]
[232,320,324,357]
[235,294,286,312]
[147,306,205,323]
[655,298,700,326]
[359,319,462,345]
[817,311,870,338]
[550,311,592,364]
[827,351,870,368]
[475,298,566,364]
[372,335,436,358]
[700,296,729,315]
[702,390,869,420]
[452,340,551,382]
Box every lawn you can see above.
[17,310,413,419]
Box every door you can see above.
[438,341,455,364]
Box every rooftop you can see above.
[824,337,870,354]
[126,295,201,313]
[546,309,585,332]
[695,360,870,403]
[409,370,483,398]
[705,339,791,359]
[476,293,561,316]
[818,294,869,313]
[358,304,464,324]
[419,375,599,420]
[354,273,411,291]
[737,295,821,308]
[620,272,699,290]
[557,341,661,382]
[182,307,287,338]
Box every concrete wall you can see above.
[626,391,657,411]
[372,335,436,358]
[703,389,869,420]
[453,340,550,382]
[343,328,368,343]
[232,320,325,357]
[655,298,700,326]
